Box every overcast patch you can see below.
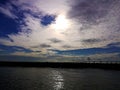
[62,45,73,49]
[40,44,51,48]
[49,38,62,43]
[0,0,120,56]
[82,38,102,43]
[68,0,117,24]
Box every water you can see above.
[0,67,120,90]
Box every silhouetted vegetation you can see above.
[0,61,120,70]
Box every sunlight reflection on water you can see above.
[1,67,120,90]
[51,70,64,90]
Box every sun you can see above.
[51,14,70,32]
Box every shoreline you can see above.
[0,61,120,70]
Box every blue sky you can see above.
[0,0,120,62]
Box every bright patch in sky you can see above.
[52,15,70,32]
[0,0,120,62]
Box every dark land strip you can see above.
[0,61,120,70]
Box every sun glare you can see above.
[52,14,70,32]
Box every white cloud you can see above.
[11,51,42,57]
[0,0,120,56]
[11,0,70,15]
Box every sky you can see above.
[0,0,120,62]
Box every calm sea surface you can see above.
[0,67,120,90]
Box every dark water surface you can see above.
[0,67,120,90]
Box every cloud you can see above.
[68,0,118,24]
[0,0,120,56]
[11,0,70,15]
[62,45,73,49]
[87,53,120,61]
[40,44,51,48]
[0,52,119,62]
[0,3,17,19]
[11,51,42,57]
[82,38,102,43]
[0,55,41,62]
[107,42,120,47]
[49,38,62,43]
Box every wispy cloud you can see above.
[82,39,102,43]
[49,38,62,43]
[0,3,17,19]
[0,0,120,57]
